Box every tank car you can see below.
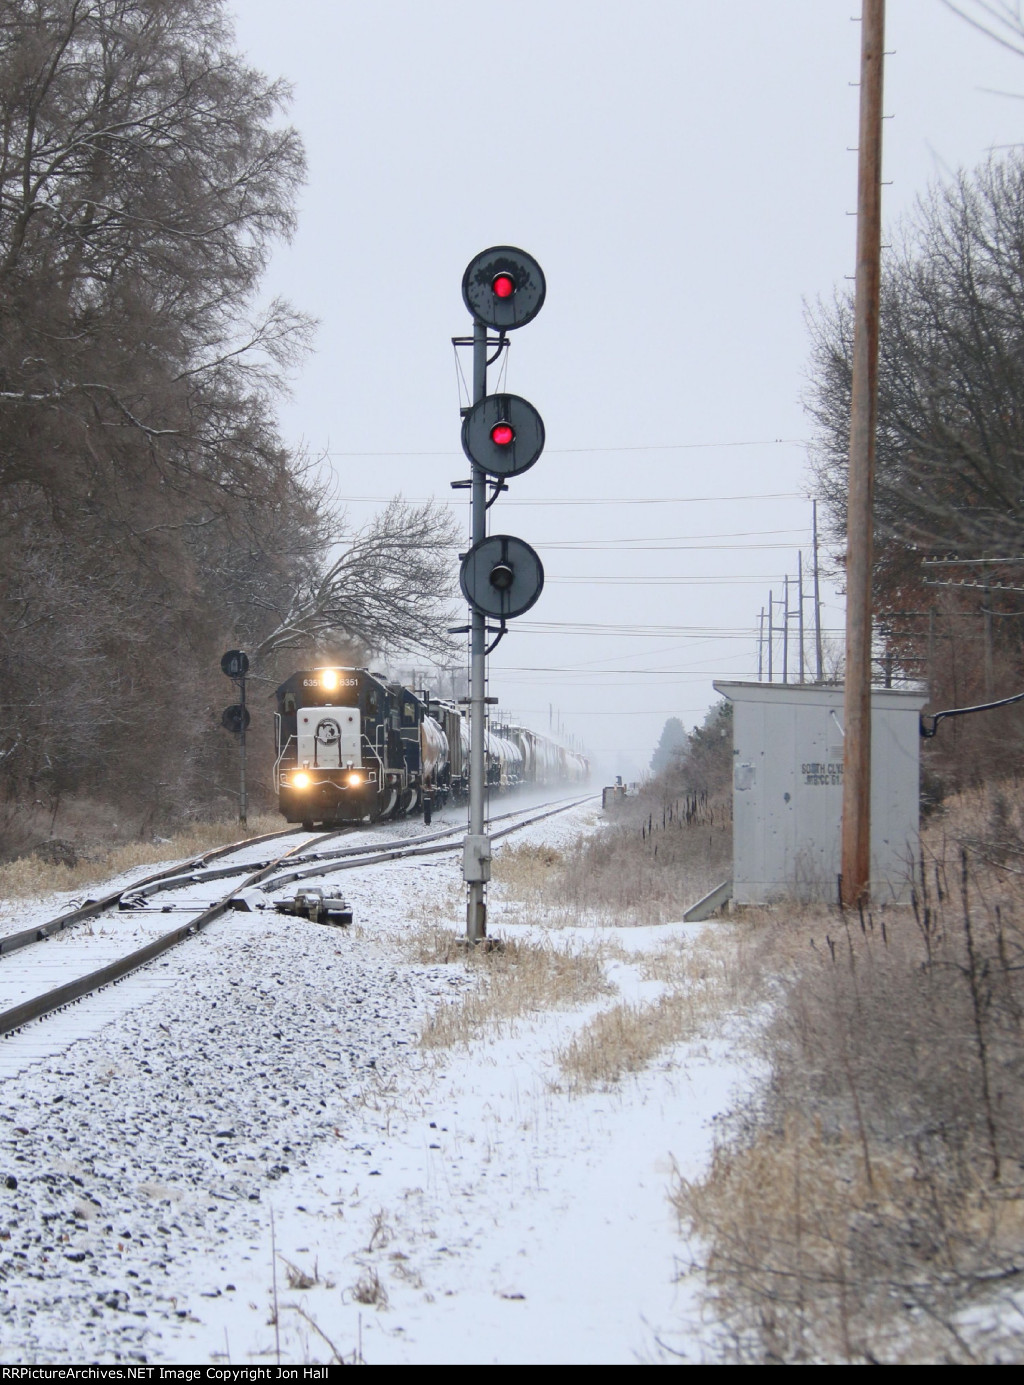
[425,696,469,803]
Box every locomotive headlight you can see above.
[292,771,311,789]
[347,772,362,787]
[322,669,339,691]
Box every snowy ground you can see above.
[0,800,750,1364]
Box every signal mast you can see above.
[453,247,547,941]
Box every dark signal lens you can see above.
[490,423,515,447]
[492,273,515,299]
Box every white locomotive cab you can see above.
[297,707,362,770]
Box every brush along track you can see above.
[0,796,594,1042]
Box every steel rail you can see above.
[0,796,595,1040]
[122,793,590,902]
[0,833,335,1038]
[0,825,302,960]
[260,795,597,892]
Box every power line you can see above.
[496,670,753,681]
[547,575,796,585]
[515,622,845,638]
[325,437,809,458]
[537,545,809,556]
[496,709,720,720]
[537,526,808,545]
[332,491,806,506]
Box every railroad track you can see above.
[0,823,304,959]
[0,828,345,1039]
[0,795,595,1041]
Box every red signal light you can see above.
[492,273,515,299]
[491,423,515,447]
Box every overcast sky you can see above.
[229,0,1024,781]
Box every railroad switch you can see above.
[274,889,353,927]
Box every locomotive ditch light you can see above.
[292,771,311,789]
[347,772,362,787]
[462,394,544,478]
[462,247,546,330]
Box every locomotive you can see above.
[273,665,587,828]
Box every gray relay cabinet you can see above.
[714,681,927,905]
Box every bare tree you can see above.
[941,0,1024,56]
[0,0,317,826]
[807,159,1024,561]
[251,497,460,663]
[807,153,1024,783]
[0,3,467,837]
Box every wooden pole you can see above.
[813,499,824,681]
[798,550,806,684]
[841,0,885,908]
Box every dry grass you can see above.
[558,993,695,1090]
[492,841,566,891]
[671,779,1024,1362]
[281,1256,319,1291]
[558,925,756,1091]
[675,1114,1024,1363]
[410,788,742,1074]
[401,890,467,962]
[489,793,732,927]
[351,1267,388,1308]
[0,812,284,903]
[418,933,610,1049]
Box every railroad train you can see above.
[273,666,588,827]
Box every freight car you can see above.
[273,666,587,828]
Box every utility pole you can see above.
[783,574,790,685]
[841,0,886,908]
[798,551,806,684]
[768,589,774,682]
[813,499,824,682]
